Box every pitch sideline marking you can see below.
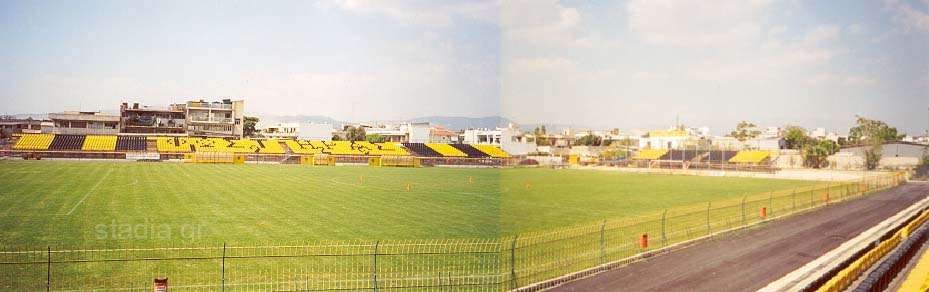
[62,168,114,216]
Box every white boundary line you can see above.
[61,168,113,216]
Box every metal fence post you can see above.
[510,236,518,290]
[222,242,226,292]
[809,189,814,207]
[706,202,712,236]
[661,209,668,247]
[792,189,797,211]
[373,240,380,292]
[741,196,746,226]
[46,246,50,292]
[768,192,773,217]
[600,220,606,265]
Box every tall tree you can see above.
[728,121,762,142]
[849,116,904,170]
[243,116,259,137]
[533,126,550,146]
[575,134,602,146]
[344,126,366,142]
[848,116,903,146]
[802,140,839,168]
[783,125,813,150]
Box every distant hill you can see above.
[6,113,48,120]
[254,114,348,127]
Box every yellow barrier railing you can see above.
[815,197,929,292]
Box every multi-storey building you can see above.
[184,99,244,138]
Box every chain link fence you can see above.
[0,173,904,291]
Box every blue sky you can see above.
[1,0,927,135]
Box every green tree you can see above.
[848,116,904,170]
[802,140,839,168]
[365,134,388,143]
[344,126,366,142]
[914,148,929,180]
[864,144,882,170]
[728,121,762,142]
[533,126,550,146]
[575,134,602,146]
[848,116,903,146]
[243,116,259,137]
[783,125,814,150]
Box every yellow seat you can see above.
[82,135,117,151]
[471,144,511,158]
[425,143,467,157]
[632,149,668,160]
[729,150,774,163]
[12,134,54,150]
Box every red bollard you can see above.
[761,207,767,218]
[640,234,648,249]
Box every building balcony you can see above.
[186,102,233,110]
[188,117,234,123]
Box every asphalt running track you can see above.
[546,184,929,292]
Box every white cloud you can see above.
[804,24,841,44]
[626,0,771,48]
[321,0,499,27]
[502,0,586,46]
[847,23,863,34]
[508,57,575,74]
[883,0,929,33]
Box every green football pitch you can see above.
[0,161,822,248]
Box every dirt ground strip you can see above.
[546,183,929,292]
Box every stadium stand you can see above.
[255,140,285,154]
[12,134,55,150]
[116,136,147,151]
[425,143,468,157]
[729,150,774,163]
[632,149,668,160]
[450,144,490,158]
[155,137,193,152]
[402,143,442,157]
[187,138,285,154]
[81,135,117,151]
[48,135,86,150]
[662,150,705,161]
[322,141,365,155]
[368,142,410,156]
[283,140,324,154]
[470,144,511,158]
[704,150,739,163]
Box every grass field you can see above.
[0,160,823,248]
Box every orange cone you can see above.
[525,183,532,189]
[469,176,473,184]
[406,184,411,191]
[360,175,365,182]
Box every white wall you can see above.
[299,123,333,141]
[408,126,430,143]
